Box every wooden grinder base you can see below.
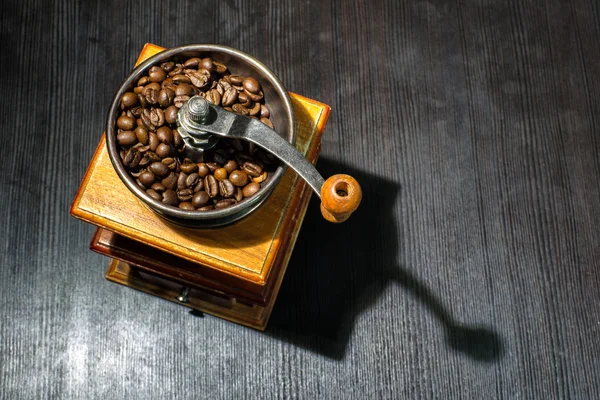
[70,44,330,330]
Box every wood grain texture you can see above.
[1,0,599,399]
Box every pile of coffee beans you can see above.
[116,56,278,211]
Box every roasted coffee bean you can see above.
[148,132,159,151]
[177,188,194,202]
[117,115,135,130]
[243,77,260,94]
[156,126,173,144]
[121,92,139,109]
[260,104,270,118]
[172,129,183,148]
[149,161,169,177]
[151,182,166,193]
[175,83,194,97]
[229,170,249,187]
[117,131,137,146]
[188,70,209,88]
[135,126,149,145]
[177,172,188,190]
[197,205,214,211]
[149,108,165,128]
[168,66,183,77]
[204,175,219,198]
[139,171,155,187]
[178,202,195,210]
[245,89,263,102]
[162,189,178,206]
[185,172,200,189]
[260,117,274,129]
[224,160,238,174]
[249,102,261,116]
[161,172,177,189]
[183,57,201,68]
[143,87,160,105]
[235,187,244,201]
[229,74,244,85]
[197,163,210,178]
[155,143,171,159]
[141,109,155,131]
[214,168,228,181]
[200,58,214,72]
[232,103,249,115]
[158,88,175,108]
[165,105,179,125]
[145,151,161,163]
[161,61,175,72]
[242,161,263,177]
[219,179,236,198]
[193,179,204,192]
[213,61,227,74]
[221,87,238,107]
[205,89,221,105]
[149,66,166,82]
[172,74,191,85]
[123,148,137,166]
[206,162,220,173]
[192,191,210,208]
[146,189,162,201]
[253,171,268,183]
[129,149,142,168]
[180,161,198,174]
[161,157,175,165]
[237,92,251,107]
[215,199,237,209]
[243,182,261,197]
[174,95,190,108]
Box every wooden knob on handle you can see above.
[320,174,362,223]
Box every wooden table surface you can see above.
[1,1,598,398]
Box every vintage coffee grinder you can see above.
[71,44,361,330]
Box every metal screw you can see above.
[186,96,210,124]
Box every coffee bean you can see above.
[139,171,155,187]
[224,160,238,174]
[243,77,260,94]
[129,149,142,168]
[192,191,210,208]
[200,58,214,72]
[178,202,195,210]
[175,83,194,97]
[121,92,139,109]
[213,61,228,74]
[161,172,178,189]
[172,129,183,148]
[260,117,274,129]
[149,132,159,151]
[180,161,198,174]
[156,126,173,144]
[197,205,214,211]
[155,143,171,159]
[205,89,221,105]
[253,171,268,183]
[183,57,201,68]
[123,148,137,166]
[206,162,220,173]
[215,199,237,209]
[149,108,165,128]
[158,88,175,108]
[245,89,263,102]
[193,179,204,192]
[138,76,150,86]
[151,182,166,193]
[188,70,210,88]
[172,74,191,85]
[242,182,260,197]
[162,189,178,206]
[229,170,249,187]
[161,61,175,72]
[141,109,155,131]
[229,74,244,85]
[259,104,270,118]
[197,163,210,178]
[249,102,261,116]
[219,179,236,198]
[177,188,194,202]
[177,172,188,190]
[235,187,244,201]
[204,175,219,198]
[186,172,200,188]
[174,95,190,108]
[135,126,149,145]
[242,161,263,177]
[232,103,249,115]
[221,87,238,107]
[165,105,179,125]
[117,131,137,146]
[146,189,162,201]
[149,66,166,82]
[117,115,135,130]
[149,161,169,177]
[238,92,252,107]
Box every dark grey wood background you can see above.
[1,0,599,398]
